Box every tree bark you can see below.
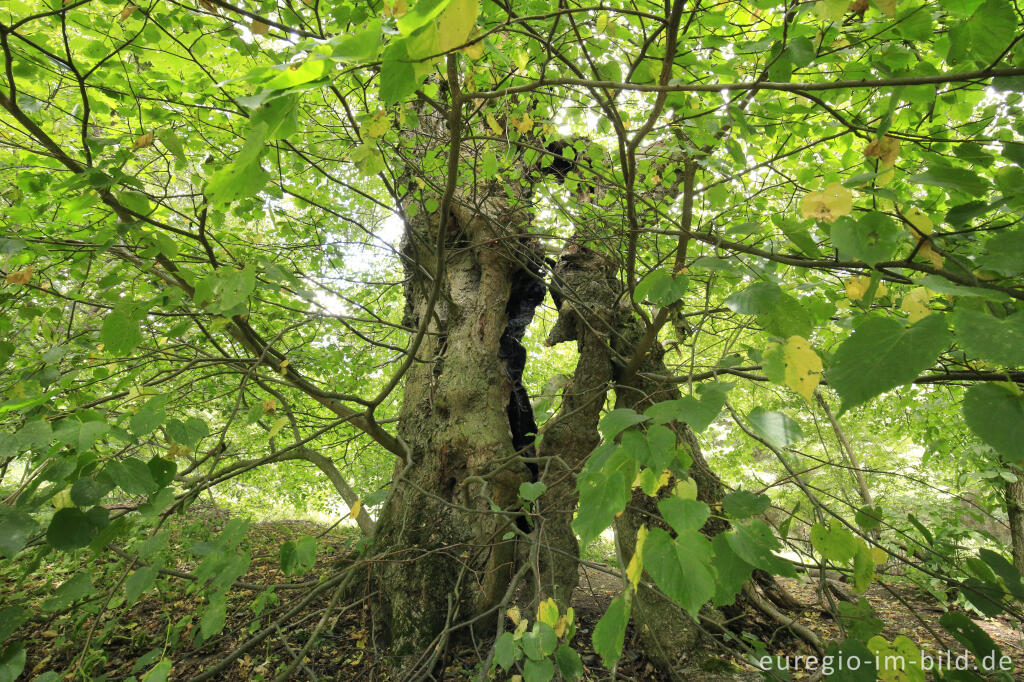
[367,191,534,655]
[1006,465,1024,574]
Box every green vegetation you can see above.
[2,0,1024,680]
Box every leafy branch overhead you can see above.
[1,0,1023,680]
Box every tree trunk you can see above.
[368,194,534,656]
[527,247,620,608]
[1006,465,1024,574]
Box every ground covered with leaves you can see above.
[5,508,1022,681]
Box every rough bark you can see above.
[368,183,534,655]
[1006,465,1024,574]
[526,247,620,608]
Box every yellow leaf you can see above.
[871,547,888,565]
[120,4,138,21]
[903,206,933,236]
[844,275,887,301]
[553,614,568,639]
[268,416,288,438]
[349,498,362,521]
[251,19,269,35]
[674,477,697,500]
[874,0,897,17]
[513,618,528,639]
[132,131,154,149]
[462,28,484,59]
[799,181,852,222]
[813,0,849,22]
[864,135,900,167]
[506,605,521,626]
[364,110,391,139]
[485,113,503,135]
[52,488,74,509]
[537,598,559,627]
[263,398,277,412]
[900,287,931,322]
[918,240,943,269]
[626,525,648,590]
[5,266,33,285]
[596,12,609,32]
[438,0,478,52]
[782,335,823,402]
[513,114,533,133]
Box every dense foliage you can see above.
[2,0,1024,680]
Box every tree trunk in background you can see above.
[1006,465,1024,574]
[528,248,619,608]
[541,245,733,676]
[369,195,532,656]
[611,313,730,676]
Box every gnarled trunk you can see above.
[369,194,535,656]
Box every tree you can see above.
[2,0,1024,679]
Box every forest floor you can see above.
[7,509,1024,681]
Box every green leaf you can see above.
[554,644,583,680]
[0,507,37,559]
[839,598,883,640]
[125,565,160,605]
[979,549,1024,600]
[166,417,209,448]
[855,505,883,531]
[963,383,1024,461]
[148,456,176,488]
[522,623,557,660]
[106,457,159,495]
[100,308,143,354]
[397,0,453,33]
[853,541,874,592]
[657,498,710,534]
[710,534,753,607]
[822,639,877,681]
[828,314,951,413]
[642,527,715,618]
[522,657,554,682]
[0,607,25,643]
[0,643,26,682]
[940,612,1001,666]
[573,470,627,547]
[953,307,1024,367]
[46,508,99,550]
[598,409,648,439]
[200,590,227,638]
[519,481,547,501]
[830,212,901,265]
[70,476,114,507]
[130,395,168,437]
[492,631,516,670]
[644,382,728,432]
[746,407,803,448]
[591,593,630,667]
[810,521,859,563]
[722,490,770,518]
[724,281,781,314]
[42,572,95,610]
[380,41,421,105]
[279,535,316,576]
[725,519,796,577]
[908,166,989,197]
[141,659,173,682]
[331,20,383,61]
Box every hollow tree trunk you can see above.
[368,186,535,655]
